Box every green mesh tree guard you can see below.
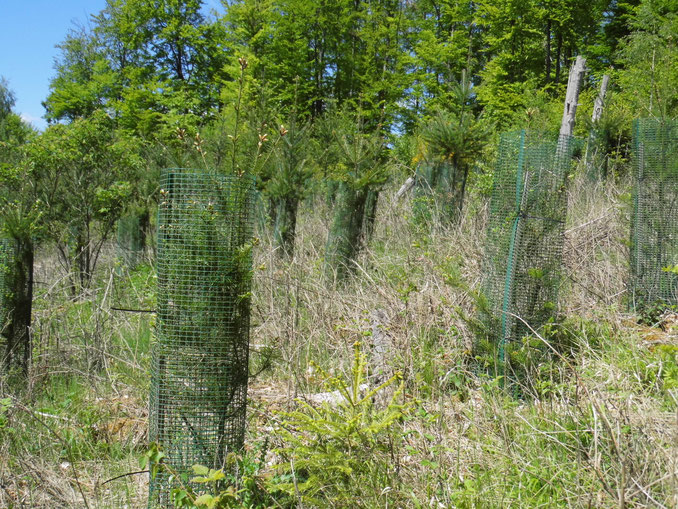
[149,169,255,506]
[412,161,458,225]
[363,189,380,242]
[630,119,678,311]
[272,196,299,257]
[324,182,369,283]
[481,130,574,367]
[0,239,12,340]
[117,212,148,268]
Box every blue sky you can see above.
[0,1,108,130]
[0,1,224,131]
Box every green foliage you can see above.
[636,301,677,326]
[633,343,678,404]
[475,0,607,127]
[0,84,38,378]
[402,0,479,126]
[273,341,409,506]
[585,89,634,179]
[0,397,11,432]
[27,110,142,291]
[230,0,409,126]
[266,117,315,257]
[473,316,611,398]
[416,74,491,223]
[45,0,230,138]
[616,0,678,118]
[0,77,39,243]
[0,78,34,146]
[7,2,678,504]
[44,27,117,122]
[147,442,283,509]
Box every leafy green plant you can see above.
[145,441,281,509]
[636,299,677,326]
[26,110,142,293]
[0,396,12,431]
[416,72,490,224]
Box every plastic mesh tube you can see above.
[481,130,574,366]
[149,169,255,506]
[630,119,678,311]
[0,238,13,338]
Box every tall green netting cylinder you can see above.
[630,119,678,311]
[0,238,13,342]
[412,161,460,225]
[480,130,573,367]
[149,169,256,506]
[117,212,148,268]
[324,182,369,283]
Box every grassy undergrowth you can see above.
[1,172,677,507]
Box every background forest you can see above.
[0,0,677,507]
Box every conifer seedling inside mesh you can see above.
[0,238,12,345]
[149,169,255,506]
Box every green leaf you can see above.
[191,467,226,483]
[194,494,216,507]
[192,464,209,476]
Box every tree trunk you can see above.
[591,75,610,124]
[587,75,611,177]
[74,231,88,294]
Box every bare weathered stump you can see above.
[592,75,610,124]
[560,56,587,139]
[395,177,415,199]
[587,74,611,178]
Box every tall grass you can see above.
[1,164,676,507]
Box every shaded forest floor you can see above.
[1,170,677,508]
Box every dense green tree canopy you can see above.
[39,0,677,135]
[1,0,674,284]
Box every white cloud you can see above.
[20,112,46,130]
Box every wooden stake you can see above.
[395,176,415,199]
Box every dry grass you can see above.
[1,165,676,507]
